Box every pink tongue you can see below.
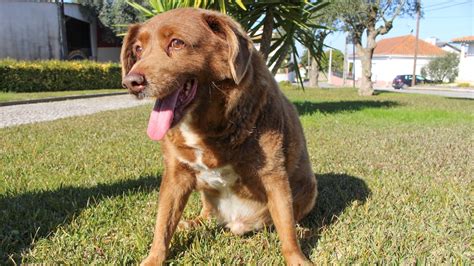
[147,89,181,141]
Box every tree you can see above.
[421,53,459,83]
[126,0,328,87]
[233,1,327,84]
[303,6,340,88]
[301,49,344,87]
[78,0,146,35]
[331,0,416,96]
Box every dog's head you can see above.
[121,8,253,141]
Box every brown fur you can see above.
[121,8,317,265]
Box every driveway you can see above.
[0,94,152,128]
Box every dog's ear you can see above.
[203,13,253,85]
[120,24,141,78]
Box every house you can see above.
[425,37,461,54]
[452,36,474,85]
[0,0,121,62]
[350,35,446,87]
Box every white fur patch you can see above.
[177,120,266,231]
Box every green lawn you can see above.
[0,89,125,103]
[1,87,472,264]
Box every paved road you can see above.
[0,94,152,128]
[316,82,474,99]
[374,87,474,99]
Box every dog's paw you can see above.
[140,254,165,266]
[285,253,313,266]
[177,218,204,231]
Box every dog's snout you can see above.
[122,72,146,93]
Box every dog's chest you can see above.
[177,122,238,190]
[176,122,266,231]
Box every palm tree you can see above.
[126,0,245,16]
[126,0,328,86]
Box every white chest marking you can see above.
[178,121,238,189]
[177,121,265,229]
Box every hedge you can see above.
[0,59,122,92]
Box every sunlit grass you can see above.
[1,87,472,264]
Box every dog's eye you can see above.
[135,45,143,57]
[170,39,185,50]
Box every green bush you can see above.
[0,59,122,92]
[420,53,459,83]
[457,83,471,88]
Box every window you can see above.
[466,44,474,56]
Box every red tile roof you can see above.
[374,35,445,56]
[451,36,474,43]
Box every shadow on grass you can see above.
[0,175,161,264]
[167,173,370,261]
[1,173,369,263]
[293,100,398,115]
[299,173,371,256]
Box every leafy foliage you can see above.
[421,53,459,83]
[232,1,327,79]
[0,60,121,92]
[78,0,146,34]
[126,0,245,16]
[302,49,344,73]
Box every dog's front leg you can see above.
[263,176,311,265]
[141,164,195,266]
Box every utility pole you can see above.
[343,34,349,85]
[353,40,356,88]
[412,0,421,87]
[328,48,333,84]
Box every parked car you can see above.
[392,74,432,89]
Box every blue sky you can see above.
[324,0,474,52]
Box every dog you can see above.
[121,8,317,265]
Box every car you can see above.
[392,74,432,89]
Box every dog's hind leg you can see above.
[291,156,318,223]
[292,174,317,223]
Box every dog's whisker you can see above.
[211,81,229,96]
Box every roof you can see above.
[451,36,474,43]
[374,35,445,56]
[436,42,461,53]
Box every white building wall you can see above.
[456,43,474,84]
[354,55,435,87]
[0,2,62,60]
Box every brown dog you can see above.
[121,8,317,265]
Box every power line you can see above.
[424,0,472,11]
[424,15,473,19]
[424,0,454,8]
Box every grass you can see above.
[1,87,472,264]
[0,89,125,103]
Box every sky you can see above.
[324,0,474,52]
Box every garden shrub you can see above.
[457,82,471,88]
[420,53,459,83]
[0,59,122,92]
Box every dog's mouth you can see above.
[147,79,198,141]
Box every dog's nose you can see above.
[122,72,146,93]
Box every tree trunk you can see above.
[260,7,274,61]
[356,45,375,96]
[308,58,319,88]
